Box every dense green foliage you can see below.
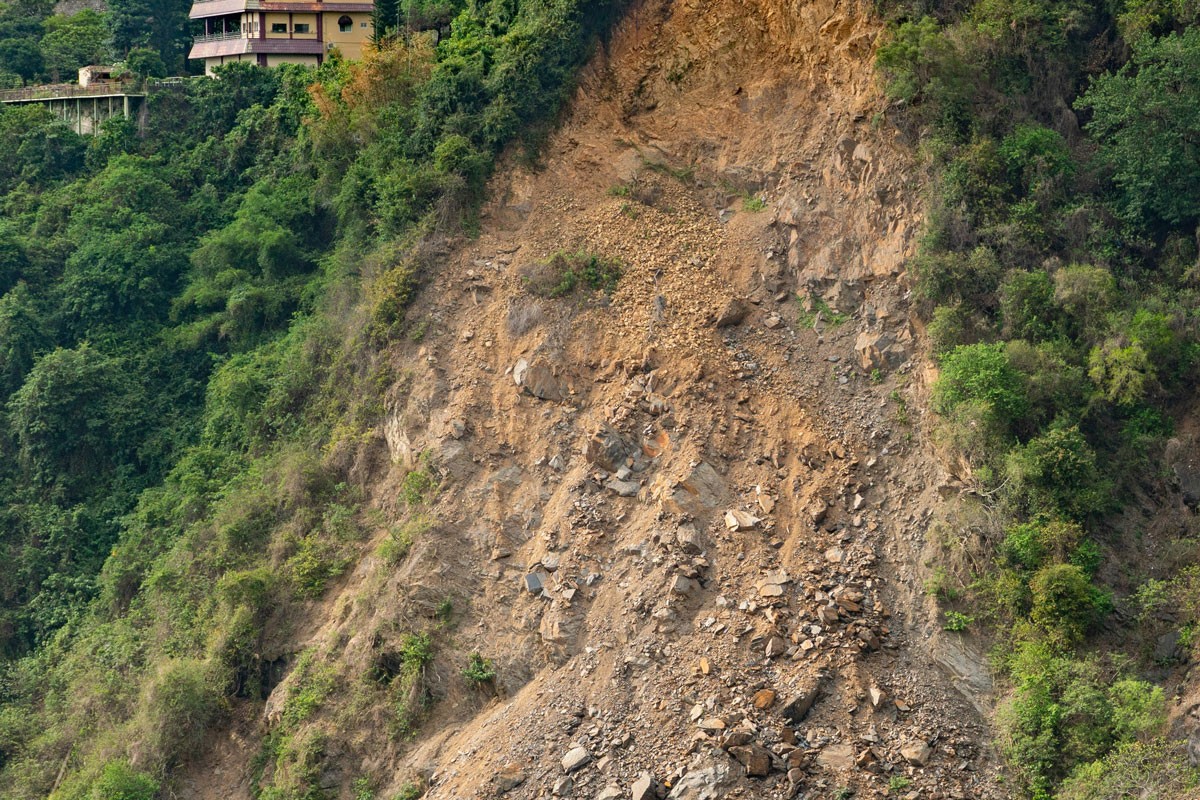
[0,0,618,796]
[0,0,191,86]
[878,0,1200,795]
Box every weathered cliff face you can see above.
[180,1,1015,798]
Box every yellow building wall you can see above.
[204,53,254,77]
[293,14,317,40]
[264,13,319,39]
[323,12,373,61]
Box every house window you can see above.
[338,15,353,33]
[293,23,310,33]
[361,21,368,27]
[271,23,287,33]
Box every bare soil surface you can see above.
[179,1,1019,798]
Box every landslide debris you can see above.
[181,0,1013,798]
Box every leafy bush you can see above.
[1000,641,1165,799]
[1028,563,1104,644]
[462,653,495,684]
[876,16,972,114]
[141,658,224,767]
[1001,519,1083,572]
[89,760,158,800]
[999,270,1059,341]
[1004,424,1107,520]
[934,342,1029,428]
[1052,264,1114,341]
[943,610,974,631]
[523,250,622,298]
[1057,738,1200,800]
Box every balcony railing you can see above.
[193,30,248,43]
[0,81,146,103]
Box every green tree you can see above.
[1029,563,1102,643]
[0,104,87,192]
[7,345,138,493]
[1005,423,1108,520]
[39,10,110,80]
[1078,28,1200,228]
[108,0,190,73]
[0,37,43,83]
[0,283,45,398]
[125,45,166,79]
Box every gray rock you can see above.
[553,776,575,796]
[670,575,698,596]
[666,761,734,800]
[631,773,656,800]
[606,478,641,497]
[524,572,547,594]
[854,331,894,372]
[676,524,704,554]
[1155,630,1183,663]
[786,767,804,797]
[815,743,854,771]
[781,677,825,724]
[586,425,629,472]
[1167,437,1200,507]
[562,746,592,773]
[655,461,728,516]
[729,744,772,777]
[595,786,622,800]
[723,509,761,531]
[520,361,564,401]
[765,635,788,659]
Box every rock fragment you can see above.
[781,678,825,724]
[765,636,787,659]
[729,744,772,777]
[562,746,592,773]
[712,298,749,328]
[496,763,527,792]
[631,773,656,800]
[724,509,761,531]
[901,739,933,766]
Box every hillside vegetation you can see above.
[0,1,617,796]
[877,0,1200,796]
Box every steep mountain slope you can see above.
[179,1,1018,798]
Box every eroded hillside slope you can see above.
[197,1,1013,798]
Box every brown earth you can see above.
[179,0,1021,798]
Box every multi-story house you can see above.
[188,0,375,74]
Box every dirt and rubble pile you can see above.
[179,0,1015,798]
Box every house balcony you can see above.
[189,33,328,60]
[189,0,373,19]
